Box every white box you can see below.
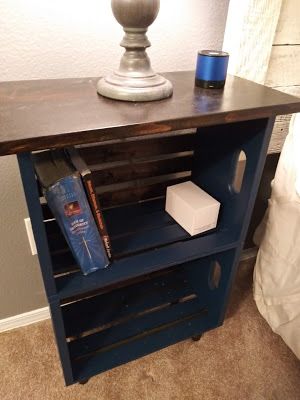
[165,181,220,236]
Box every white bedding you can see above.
[254,113,300,359]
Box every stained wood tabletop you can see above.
[0,71,300,156]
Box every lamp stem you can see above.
[97,0,173,102]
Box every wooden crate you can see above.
[1,71,299,385]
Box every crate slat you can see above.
[45,198,171,238]
[78,132,195,165]
[91,154,193,186]
[69,298,206,361]
[50,222,191,267]
[63,267,192,337]
[72,304,209,382]
[55,230,238,301]
[97,175,190,208]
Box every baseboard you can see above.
[0,306,50,333]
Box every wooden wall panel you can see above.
[269,86,300,153]
[270,114,293,153]
[266,46,300,87]
[266,0,300,153]
[223,0,282,84]
[274,0,300,44]
[222,0,300,245]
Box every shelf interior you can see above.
[61,255,227,382]
[40,120,267,301]
[44,196,238,300]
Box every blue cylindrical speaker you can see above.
[195,50,229,89]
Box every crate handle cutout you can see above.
[209,261,222,290]
[231,150,247,194]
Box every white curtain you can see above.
[254,113,300,359]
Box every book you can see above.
[65,147,113,260]
[33,150,109,275]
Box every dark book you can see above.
[33,149,74,188]
[66,147,113,260]
[32,150,109,275]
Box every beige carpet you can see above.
[0,259,299,400]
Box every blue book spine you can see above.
[45,173,109,275]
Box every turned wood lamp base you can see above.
[97,0,173,102]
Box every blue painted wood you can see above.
[44,211,183,257]
[62,268,192,337]
[55,230,238,301]
[216,117,276,324]
[191,118,276,326]
[45,119,272,269]
[44,199,172,239]
[17,118,276,385]
[45,228,70,257]
[62,248,234,384]
[104,198,165,229]
[111,223,189,256]
[69,298,207,362]
[192,119,274,236]
[44,198,186,272]
[72,304,210,382]
[185,250,236,325]
[17,152,74,385]
[105,202,174,239]
[51,249,77,274]
[65,251,234,383]
[21,116,274,385]
[9,74,297,387]
[49,299,75,385]
[17,153,57,299]
[50,222,191,261]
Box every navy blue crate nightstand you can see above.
[1,71,299,385]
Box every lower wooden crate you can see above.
[57,249,235,383]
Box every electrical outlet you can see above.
[24,218,37,255]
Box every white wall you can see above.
[0,0,229,81]
[0,0,229,318]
